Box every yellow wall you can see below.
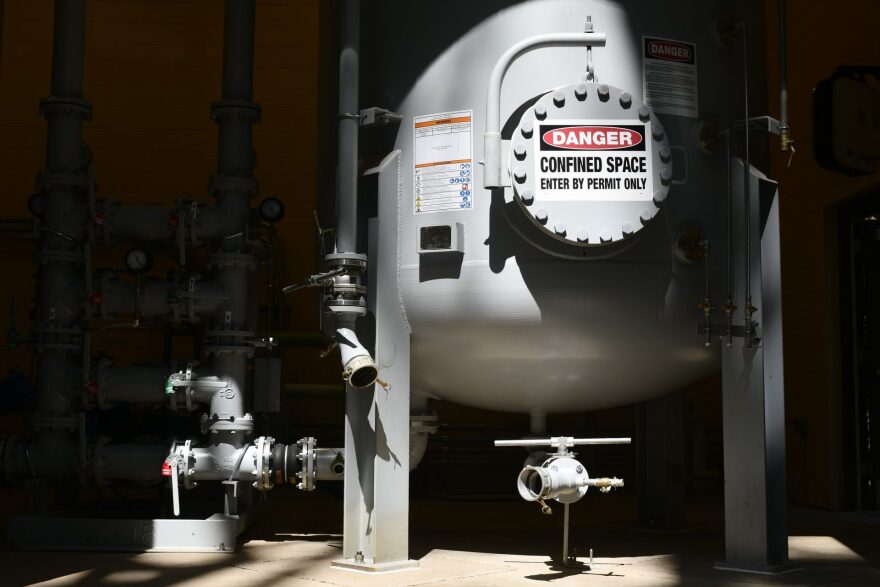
[0,0,326,376]
[763,0,880,508]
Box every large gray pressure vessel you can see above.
[360,0,740,413]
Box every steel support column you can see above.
[717,159,789,572]
[333,151,418,572]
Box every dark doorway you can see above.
[840,188,880,510]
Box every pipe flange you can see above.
[34,249,85,265]
[324,253,367,270]
[208,175,259,198]
[327,283,367,296]
[253,436,274,490]
[203,345,256,359]
[295,437,316,492]
[200,412,254,435]
[211,100,263,124]
[30,416,78,431]
[206,252,258,271]
[32,326,85,337]
[39,96,93,120]
[37,171,89,192]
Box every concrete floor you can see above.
[3,500,879,586]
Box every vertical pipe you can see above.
[336,0,360,253]
[778,0,791,151]
[213,0,257,252]
[222,0,255,102]
[203,1,259,463]
[562,502,570,565]
[28,0,89,482]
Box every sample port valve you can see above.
[495,435,630,568]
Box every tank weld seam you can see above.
[393,149,412,335]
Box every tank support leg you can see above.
[332,151,419,573]
[717,160,790,572]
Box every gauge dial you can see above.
[259,197,285,223]
[124,248,153,274]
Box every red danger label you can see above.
[540,125,645,152]
[644,38,695,64]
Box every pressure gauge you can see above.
[124,248,153,274]
[259,197,285,223]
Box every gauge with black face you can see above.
[259,197,285,223]
[124,248,153,274]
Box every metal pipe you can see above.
[213,0,258,253]
[265,332,326,348]
[483,32,606,188]
[742,25,753,348]
[778,0,791,151]
[222,0,254,102]
[97,364,171,406]
[94,442,167,484]
[22,0,90,484]
[495,437,631,448]
[336,0,360,253]
[283,383,345,395]
[562,502,570,565]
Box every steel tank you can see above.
[362,0,739,413]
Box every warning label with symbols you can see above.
[413,110,473,214]
[642,36,698,119]
[533,120,653,202]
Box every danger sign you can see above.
[534,120,653,202]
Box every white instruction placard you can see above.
[534,120,653,202]
[642,36,698,119]
[413,110,473,214]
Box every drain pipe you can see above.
[6,0,92,484]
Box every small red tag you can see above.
[161,462,172,477]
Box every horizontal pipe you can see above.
[283,383,345,396]
[95,442,167,484]
[265,332,326,348]
[495,437,631,447]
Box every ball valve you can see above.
[497,436,627,511]
[496,435,629,567]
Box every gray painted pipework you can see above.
[97,363,171,406]
[94,442,168,485]
[213,0,258,253]
[22,0,91,483]
[99,202,177,243]
[335,0,360,254]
